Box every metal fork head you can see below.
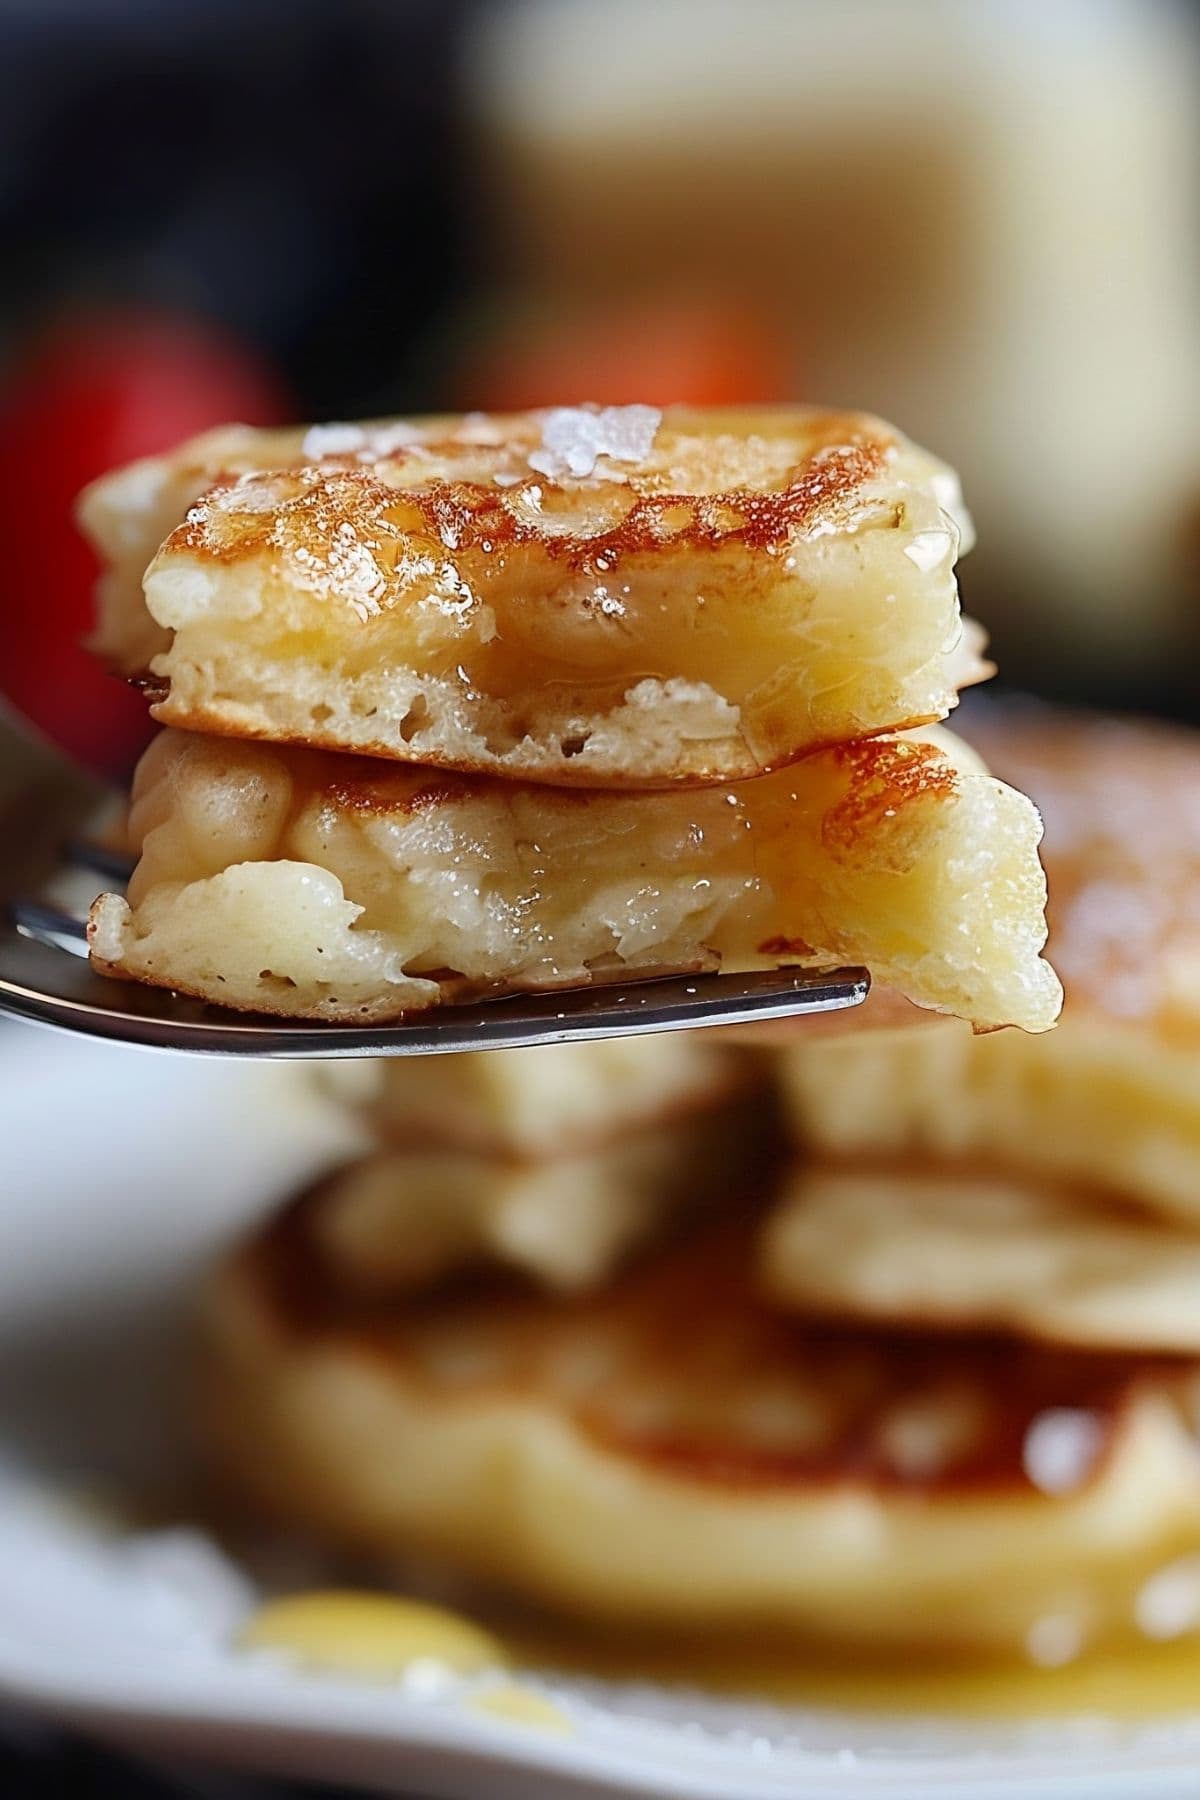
[2,912,868,1057]
[0,724,869,1056]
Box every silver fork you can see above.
[0,722,869,1057]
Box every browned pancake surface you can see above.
[246,1188,1192,1500]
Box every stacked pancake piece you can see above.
[201,707,1200,1661]
[78,403,1059,1031]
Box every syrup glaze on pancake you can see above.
[245,1186,1194,1500]
[164,418,895,593]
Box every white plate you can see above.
[3,1021,1200,1800]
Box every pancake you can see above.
[762,1166,1200,1354]
[77,404,987,786]
[87,725,1060,1031]
[779,710,1200,1218]
[200,1197,1200,1654]
[317,1036,746,1158]
[310,1109,743,1296]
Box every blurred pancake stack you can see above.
[197,703,1200,1667]
[308,1038,755,1298]
[764,706,1200,1657]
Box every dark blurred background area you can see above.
[0,0,1197,787]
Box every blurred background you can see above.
[0,0,1197,790]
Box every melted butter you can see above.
[467,1681,574,1734]
[238,1588,1200,1720]
[239,1591,507,1679]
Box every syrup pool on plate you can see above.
[238,1586,1200,1722]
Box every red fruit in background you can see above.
[0,309,287,780]
[456,294,796,413]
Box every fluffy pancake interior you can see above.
[88,725,1060,1031]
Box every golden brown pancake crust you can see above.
[165,416,894,589]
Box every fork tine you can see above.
[0,929,870,1055]
[9,901,91,958]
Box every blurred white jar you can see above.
[465,0,1200,682]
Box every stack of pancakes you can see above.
[200,706,1200,1664]
[75,401,1118,1663]
[78,404,1059,1033]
